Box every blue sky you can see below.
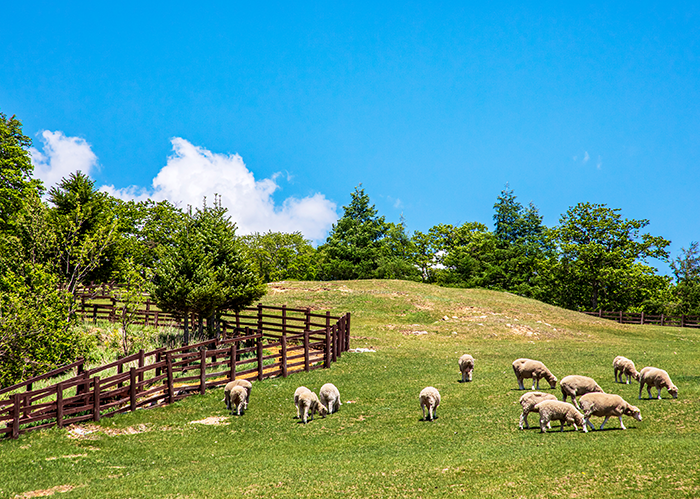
[2,3,699,271]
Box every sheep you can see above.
[227,385,248,416]
[518,391,557,430]
[319,383,342,414]
[613,356,640,384]
[579,393,642,431]
[296,389,328,424]
[419,386,441,421]
[458,354,475,382]
[534,400,587,433]
[512,358,558,390]
[224,379,252,411]
[639,367,678,400]
[560,375,604,409]
[294,386,313,419]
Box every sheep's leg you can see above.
[656,387,662,400]
[422,404,426,421]
[573,397,580,409]
[626,373,631,385]
[618,416,627,430]
[585,417,596,431]
[303,406,309,424]
[532,378,538,390]
[520,412,527,430]
[539,416,547,433]
[468,370,472,382]
[599,416,609,430]
[647,386,653,399]
[560,420,565,432]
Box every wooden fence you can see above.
[0,304,351,440]
[583,310,700,328]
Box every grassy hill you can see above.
[2,280,699,498]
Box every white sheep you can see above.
[638,367,678,400]
[613,356,640,384]
[512,358,558,390]
[295,389,328,424]
[459,354,475,382]
[294,386,313,419]
[534,400,587,433]
[227,385,248,416]
[518,391,557,430]
[224,379,252,411]
[419,386,441,421]
[319,383,342,414]
[560,375,604,409]
[579,393,642,431]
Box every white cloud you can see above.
[596,155,602,169]
[105,137,338,242]
[30,130,99,189]
[583,151,590,163]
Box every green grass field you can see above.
[2,280,699,498]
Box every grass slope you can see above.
[2,280,699,498]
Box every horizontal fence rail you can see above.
[583,310,700,329]
[1,304,351,440]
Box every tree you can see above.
[0,112,43,232]
[240,231,318,282]
[670,242,700,314]
[547,203,671,311]
[47,172,119,297]
[152,198,266,344]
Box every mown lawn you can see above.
[2,280,699,498]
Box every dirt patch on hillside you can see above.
[14,485,77,498]
[190,416,229,426]
[67,423,153,439]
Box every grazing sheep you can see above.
[512,358,558,390]
[639,367,678,400]
[294,386,313,419]
[319,383,342,414]
[579,393,642,431]
[459,354,475,382]
[518,391,557,430]
[228,385,248,416]
[419,386,441,421]
[613,356,640,384]
[534,400,587,433]
[560,375,604,408]
[224,379,252,411]
[296,389,328,424]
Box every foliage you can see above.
[0,112,42,232]
[152,198,266,343]
[545,202,671,311]
[670,241,700,315]
[240,231,318,282]
[47,172,119,295]
[111,257,152,356]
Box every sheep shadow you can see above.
[419,416,439,422]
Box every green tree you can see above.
[670,242,700,315]
[318,186,416,280]
[547,203,670,311]
[47,172,119,296]
[240,231,318,282]
[152,198,266,344]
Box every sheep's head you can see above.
[318,404,329,417]
[626,405,642,421]
[669,386,679,399]
[547,374,558,389]
[633,371,641,382]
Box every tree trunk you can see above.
[183,314,189,346]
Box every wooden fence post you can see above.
[681,315,686,328]
[324,323,331,368]
[325,311,335,364]
[257,335,264,381]
[305,307,311,333]
[200,348,207,395]
[619,311,623,323]
[56,383,64,428]
[155,351,162,378]
[130,368,137,411]
[346,313,351,352]
[661,314,665,326]
[640,312,645,325]
[12,393,21,439]
[93,377,101,422]
[138,349,145,393]
[257,303,264,334]
[93,305,98,324]
[76,358,85,395]
[281,333,288,378]
[166,352,174,404]
[304,330,310,372]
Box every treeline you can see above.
[2,111,699,385]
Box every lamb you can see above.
[294,386,313,419]
[638,367,678,400]
[560,375,604,409]
[518,391,557,430]
[295,388,328,424]
[224,379,252,411]
[579,393,642,431]
[534,400,587,433]
[419,386,441,421]
[319,383,342,414]
[458,354,475,382]
[613,356,640,384]
[512,358,558,390]
[227,385,248,416]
